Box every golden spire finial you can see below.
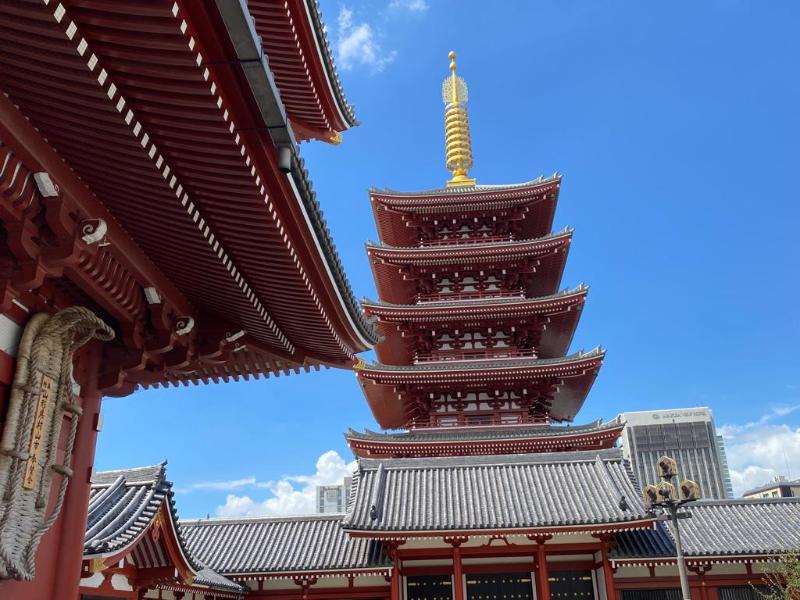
[442,50,476,187]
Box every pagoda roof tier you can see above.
[248,0,357,141]
[362,285,587,364]
[356,349,604,429]
[342,448,653,537]
[345,418,624,458]
[369,176,561,247]
[0,0,376,392]
[367,230,572,305]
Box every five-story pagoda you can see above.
[350,52,621,458]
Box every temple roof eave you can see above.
[299,0,359,128]
[369,174,561,202]
[358,347,605,377]
[344,417,624,445]
[288,152,379,348]
[0,0,375,381]
[361,285,588,318]
[247,0,357,135]
[365,227,573,261]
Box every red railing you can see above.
[419,234,513,247]
[416,290,525,303]
[427,414,543,428]
[414,348,537,363]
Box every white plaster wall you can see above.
[614,565,651,578]
[79,571,104,589]
[355,575,391,587]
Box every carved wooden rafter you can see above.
[0,116,269,396]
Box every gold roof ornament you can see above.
[442,51,476,187]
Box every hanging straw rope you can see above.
[0,306,114,580]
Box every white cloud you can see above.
[720,404,800,437]
[215,450,356,518]
[336,7,396,72]
[389,0,429,12]
[720,405,800,496]
[186,476,257,492]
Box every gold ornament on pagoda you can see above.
[442,51,476,187]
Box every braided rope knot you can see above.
[0,306,114,580]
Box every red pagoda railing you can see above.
[414,348,537,363]
[419,234,513,247]
[416,290,525,303]
[421,413,549,428]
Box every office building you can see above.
[716,434,735,499]
[620,407,732,499]
[316,477,352,513]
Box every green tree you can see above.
[757,554,800,600]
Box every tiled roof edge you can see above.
[290,152,378,347]
[357,447,625,470]
[369,175,562,198]
[304,0,357,127]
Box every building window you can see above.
[407,575,453,600]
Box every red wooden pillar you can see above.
[599,540,617,600]
[445,537,467,600]
[386,540,405,600]
[536,540,551,600]
[0,342,103,600]
[689,565,711,600]
[391,557,401,600]
[453,545,464,600]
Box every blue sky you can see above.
[95,1,800,517]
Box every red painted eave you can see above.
[346,425,625,459]
[248,0,356,140]
[0,0,372,383]
[369,179,561,247]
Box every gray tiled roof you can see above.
[342,449,650,533]
[181,514,389,576]
[345,418,623,444]
[86,464,243,594]
[612,498,800,560]
[85,463,173,556]
[194,563,248,594]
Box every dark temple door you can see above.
[548,570,595,600]
[466,573,534,600]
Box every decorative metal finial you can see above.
[442,51,476,187]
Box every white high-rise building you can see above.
[316,477,352,513]
[620,407,732,499]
